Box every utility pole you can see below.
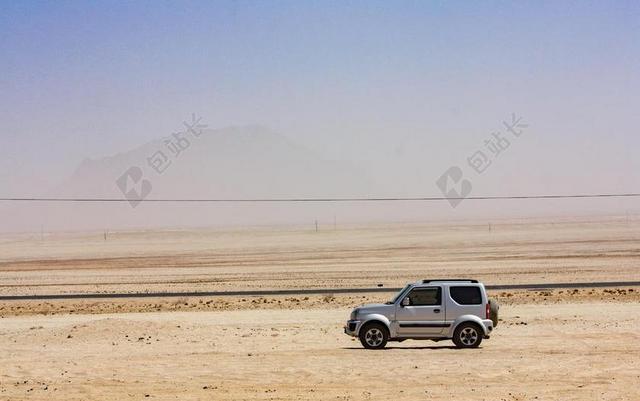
[315,220,318,232]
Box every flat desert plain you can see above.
[0,217,639,400]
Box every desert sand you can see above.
[1,217,639,400]
[1,217,639,297]
[0,300,639,401]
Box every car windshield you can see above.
[387,284,411,304]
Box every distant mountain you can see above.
[55,125,373,200]
[0,126,376,232]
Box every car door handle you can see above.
[434,309,440,313]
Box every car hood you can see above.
[356,303,394,315]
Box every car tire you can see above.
[359,322,389,350]
[453,322,483,348]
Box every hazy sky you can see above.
[1,0,639,226]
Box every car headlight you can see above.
[350,308,360,320]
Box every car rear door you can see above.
[395,286,446,336]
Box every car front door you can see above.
[395,286,446,336]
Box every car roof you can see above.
[412,280,484,288]
[419,279,479,284]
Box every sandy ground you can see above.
[0,301,639,401]
[1,217,639,296]
[1,218,639,400]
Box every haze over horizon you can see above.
[1,1,639,231]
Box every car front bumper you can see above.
[343,320,361,337]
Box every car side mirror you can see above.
[401,297,411,307]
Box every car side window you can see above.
[407,287,441,306]
[449,286,482,305]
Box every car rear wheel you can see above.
[359,322,388,350]
[453,322,483,348]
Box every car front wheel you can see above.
[359,322,388,350]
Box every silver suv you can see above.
[344,279,498,349]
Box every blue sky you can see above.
[1,0,639,202]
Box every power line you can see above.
[0,193,639,203]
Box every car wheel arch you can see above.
[358,315,392,335]
[447,315,488,337]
